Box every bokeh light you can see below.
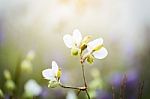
[0,0,150,98]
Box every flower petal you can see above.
[42,69,55,80]
[87,38,103,51]
[52,61,59,74]
[63,34,73,48]
[93,47,108,59]
[73,29,82,46]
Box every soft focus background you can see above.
[0,0,150,99]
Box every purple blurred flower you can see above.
[110,72,122,87]
[126,70,139,89]
[39,87,49,98]
[110,70,138,88]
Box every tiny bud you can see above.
[0,89,4,98]
[80,43,87,52]
[80,35,92,52]
[87,54,94,64]
[21,60,32,72]
[71,47,79,56]
[4,70,11,80]
[48,81,59,88]
[57,68,62,79]
[5,80,15,91]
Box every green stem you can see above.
[85,89,90,99]
[59,83,86,90]
[80,59,90,99]
[81,63,87,87]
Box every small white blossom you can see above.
[63,29,83,56]
[24,79,42,97]
[63,29,82,49]
[87,38,108,59]
[42,61,61,88]
[42,61,61,82]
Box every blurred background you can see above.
[0,0,150,99]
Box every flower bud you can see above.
[80,35,92,52]
[80,43,87,52]
[48,81,59,88]
[4,70,11,80]
[71,47,79,56]
[57,69,62,79]
[87,54,94,64]
[21,60,32,72]
[5,80,15,91]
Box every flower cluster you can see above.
[42,29,108,90]
[63,29,108,64]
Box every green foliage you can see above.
[0,89,4,98]
[5,80,16,91]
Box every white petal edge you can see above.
[93,47,108,59]
[63,34,73,48]
[87,38,103,51]
[73,29,82,46]
[42,69,55,80]
[52,61,59,74]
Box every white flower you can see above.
[87,38,108,59]
[42,61,61,82]
[24,79,42,97]
[63,29,82,49]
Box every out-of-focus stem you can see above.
[112,85,115,99]
[59,83,86,90]
[14,56,22,97]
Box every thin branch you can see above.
[59,83,86,90]
[81,63,87,87]
[77,90,81,96]
[80,55,91,99]
[85,89,91,99]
